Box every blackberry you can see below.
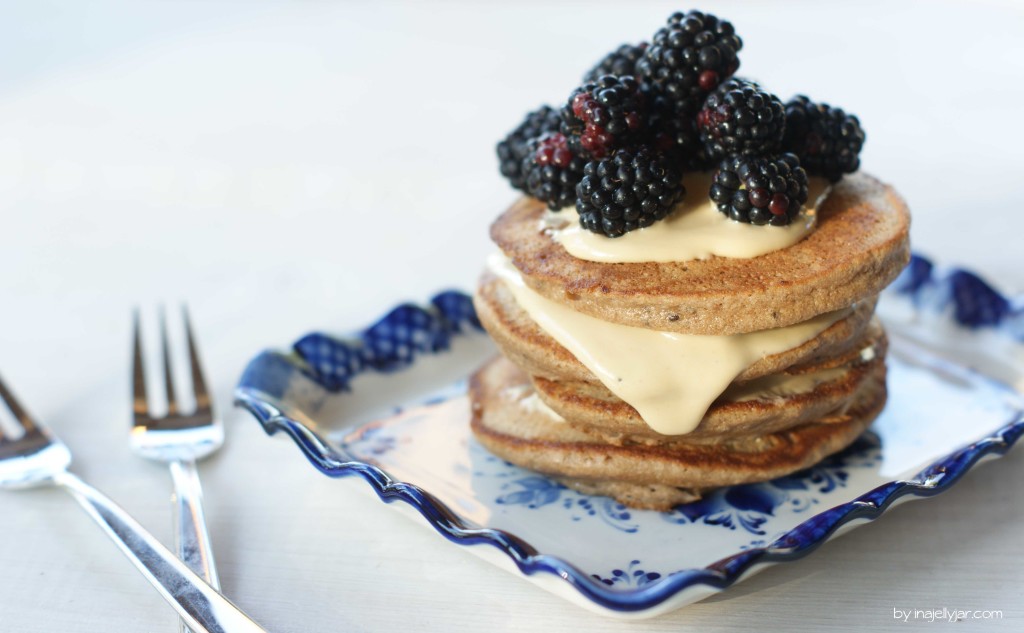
[697,78,785,161]
[561,75,646,159]
[583,43,648,81]
[782,96,865,182]
[522,132,587,210]
[636,10,742,115]
[575,147,685,238]
[650,111,710,171]
[640,86,708,171]
[709,153,808,226]
[496,105,562,190]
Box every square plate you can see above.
[235,255,1023,618]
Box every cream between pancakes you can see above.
[547,172,831,263]
[489,253,848,435]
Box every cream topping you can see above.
[546,172,831,263]
[489,253,848,435]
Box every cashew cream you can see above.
[547,172,831,263]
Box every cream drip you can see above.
[546,172,831,263]
[488,253,848,435]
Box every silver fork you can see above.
[0,372,267,633]
[132,307,224,633]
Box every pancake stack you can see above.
[470,173,910,510]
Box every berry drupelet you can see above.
[697,78,785,161]
[496,105,562,191]
[782,96,865,182]
[575,147,685,238]
[636,10,742,115]
[522,132,587,211]
[583,43,648,82]
[561,75,647,159]
[709,153,809,226]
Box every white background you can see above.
[0,1,1021,631]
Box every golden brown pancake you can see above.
[474,268,880,385]
[490,172,909,335]
[469,356,885,511]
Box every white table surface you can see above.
[1,1,1022,631]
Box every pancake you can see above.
[530,322,887,444]
[490,172,910,335]
[474,268,880,385]
[469,355,885,511]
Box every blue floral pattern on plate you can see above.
[235,254,1024,618]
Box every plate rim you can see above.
[233,254,1024,614]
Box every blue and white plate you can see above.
[234,254,1024,618]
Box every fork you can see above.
[132,307,224,633]
[0,372,267,633]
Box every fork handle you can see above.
[53,471,267,633]
[171,459,220,633]
[171,460,220,585]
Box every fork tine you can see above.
[132,309,151,422]
[0,372,38,434]
[182,305,212,413]
[158,306,179,416]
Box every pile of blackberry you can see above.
[496,9,866,236]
